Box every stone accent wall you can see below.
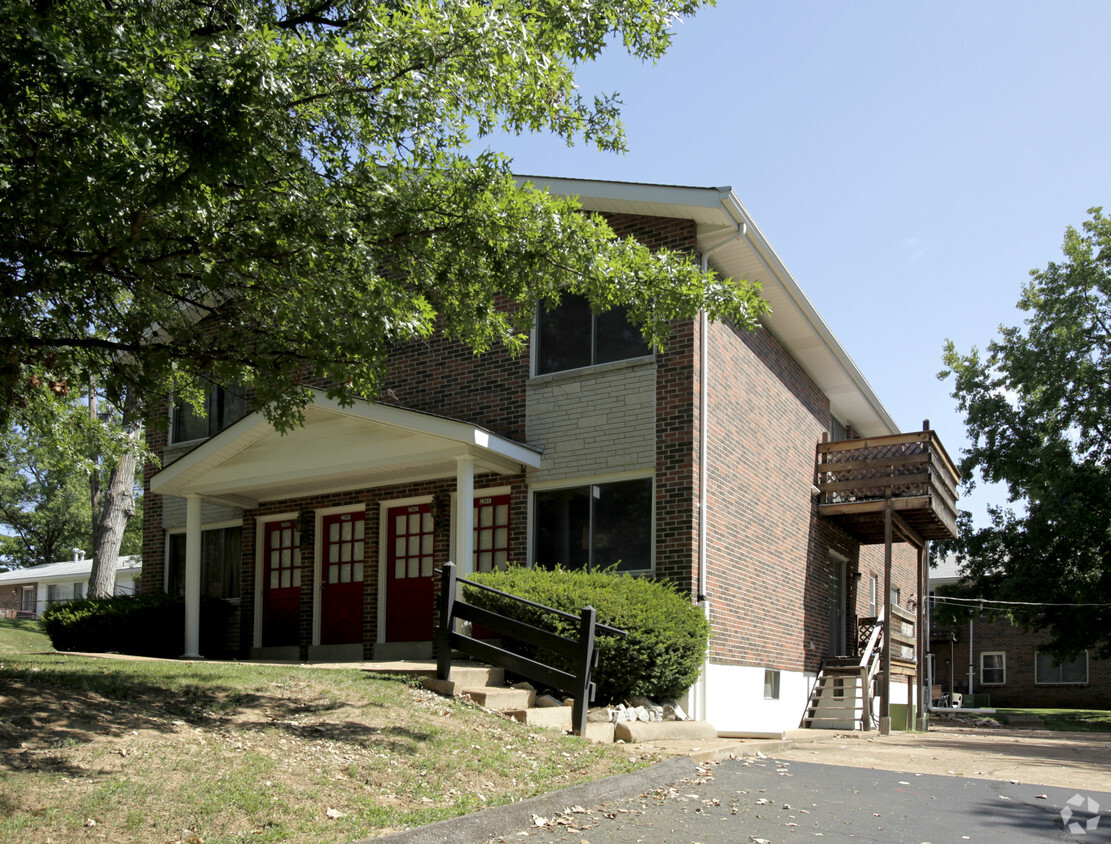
[526,359,656,484]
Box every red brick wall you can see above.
[0,584,22,613]
[935,616,1111,708]
[701,314,919,675]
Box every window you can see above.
[890,587,901,608]
[172,384,247,443]
[474,494,510,573]
[869,574,878,618]
[167,526,242,600]
[535,293,651,375]
[73,581,85,600]
[1035,651,1088,684]
[980,652,1006,685]
[533,479,652,573]
[764,669,781,700]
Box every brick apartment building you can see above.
[930,556,1110,709]
[143,177,956,733]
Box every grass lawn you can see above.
[0,623,655,842]
[0,618,52,656]
[994,707,1111,733]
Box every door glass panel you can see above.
[495,504,508,525]
[408,536,420,556]
[408,557,418,578]
[408,513,420,533]
[354,521,364,540]
[422,513,432,533]
[353,562,363,582]
[330,523,340,542]
[353,541,364,561]
[271,571,279,588]
[421,556,433,577]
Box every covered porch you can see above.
[150,391,541,660]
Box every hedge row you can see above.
[466,566,709,702]
[41,592,234,658]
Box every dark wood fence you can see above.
[434,561,626,736]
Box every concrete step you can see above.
[462,687,535,710]
[503,706,573,729]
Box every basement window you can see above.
[764,669,781,700]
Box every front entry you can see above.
[262,519,301,646]
[320,511,365,646]
[385,503,435,642]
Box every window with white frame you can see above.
[167,526,242,600]
[73,581,85,600]
[869,574,878,617]
[535,293,651,375]
[172,383,247,443]
[1035,651,1088,684]
[533,478,652,573]
[980,651,1006,685]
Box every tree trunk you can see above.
[88,389,142,598]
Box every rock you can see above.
[627,695,655,709]
[535,694,563,708]
[586,707,613,723]
[632,706,650,723]
[662,702,688,721]
[511,681,535,691]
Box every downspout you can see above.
[695,215,746,723]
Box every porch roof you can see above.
[150,392,541,508]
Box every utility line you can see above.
[930,595,1111,608]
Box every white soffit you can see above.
[150,393,540,507]
[528,176,899,437]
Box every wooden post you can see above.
[436,562,457,682]
[916,541,929,731]
[572,606,597,737]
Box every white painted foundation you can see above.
[703,663,815,734]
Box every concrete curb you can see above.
[356,755,700,844]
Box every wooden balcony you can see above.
[815,430,959,544]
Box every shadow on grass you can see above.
[0,655,417,777]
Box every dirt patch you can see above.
[771,726,1111,792]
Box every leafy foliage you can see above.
[41,592,234,657]
[0,389,143,570]
[940,208,1111,658]
[1,0,763,434]
[467,566,709,701]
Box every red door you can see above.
[320,511,365,646]
[262,519,301,646]
[385,503,435,642]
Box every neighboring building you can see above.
[0,553,142,618]
[143,177,958,733]
[929,556,1111,709]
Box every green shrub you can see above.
[41,592,234,658]
[466,567,709,702]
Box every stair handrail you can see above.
[857,606,885,730]
[434,562,627,737]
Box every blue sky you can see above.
[491,1,1111,527]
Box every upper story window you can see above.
[172,384,247,444]
[533,478,652,574]
[535,293,651,375]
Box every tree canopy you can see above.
[1,0,764,434]
[940,208,1111,658]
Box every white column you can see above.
[455,456,475,576]
[183,493,203,658]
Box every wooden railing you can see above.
[815,430,960,541]
[435,562,626,736]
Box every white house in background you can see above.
[0,553,142,617]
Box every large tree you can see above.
[941,208,1111,658]
[1,0,765,437]
[0,388,143,574]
